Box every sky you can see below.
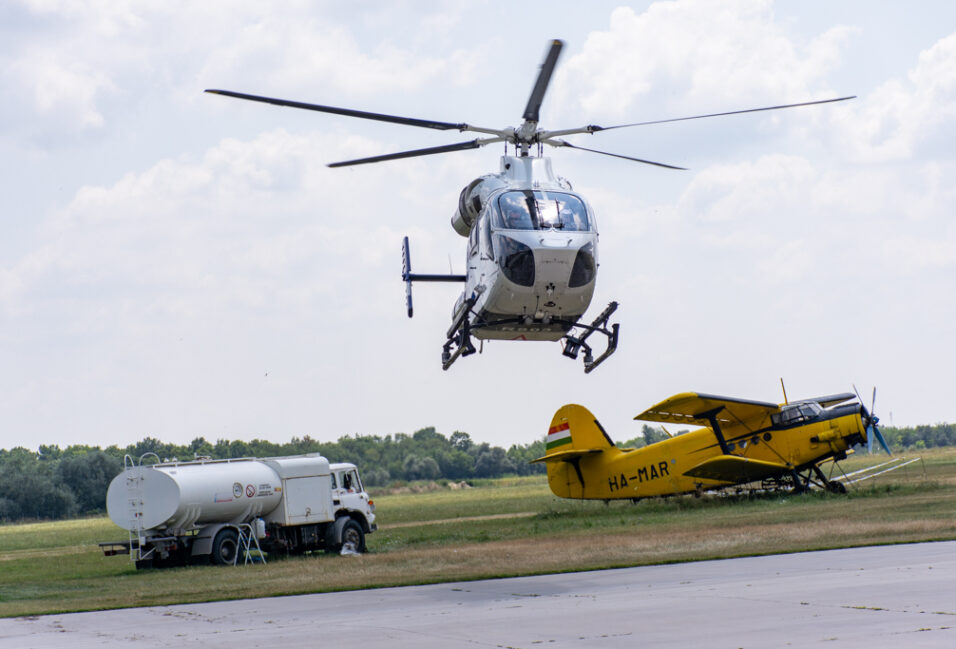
[1,0,954,451]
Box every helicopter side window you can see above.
[557,195,590,231]
[469,221,479,257]
[494,234,535,286]
[480,214,494,260]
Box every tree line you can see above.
[879,423,956,451]
[0,422,951,523]
[0,427,553,523]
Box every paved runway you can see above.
[2,541,955,648]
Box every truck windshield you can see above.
[493,190,590,232]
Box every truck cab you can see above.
[331,462,376,528]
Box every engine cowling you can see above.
[450,175,507,236]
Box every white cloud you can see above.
[8,51,115,129]
[196,19,460,98]
[2,128,417,324]
[4,1,475,147]
[838,32,956,161]
[553,0,855,122]
[676,154,817,226]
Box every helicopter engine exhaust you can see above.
[451,175,507,237]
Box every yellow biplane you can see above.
[533,391,890,500]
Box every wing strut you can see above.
[697,407,731,455]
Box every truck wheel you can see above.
[326,518,366,554]
[211,528,240,565]
[341,519,366,553]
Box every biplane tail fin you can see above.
[532,404,616,463]
[532,404,617,498]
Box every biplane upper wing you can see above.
[684,455,789,483]
[807,392,857,408]
[634,392,780,436]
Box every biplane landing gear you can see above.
[560,301,620,374]
[781,466,848,494]
[812,465,848,493]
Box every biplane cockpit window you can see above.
[772,402,822,426]
[493,191,591,232]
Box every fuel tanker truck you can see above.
[100,454,376,568]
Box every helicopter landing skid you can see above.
[442,296,479,370]
[559,301,620,374]
[441,300,620,373]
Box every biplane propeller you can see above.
[856,385,891,455]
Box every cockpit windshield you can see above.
[493,190,591,232]
[772,402,823,426]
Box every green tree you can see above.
[402,454,441,481]
[55,451,123,513]
[0,450,77,521]
[473,446,514,478]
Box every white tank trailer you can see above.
[100,454,376,569]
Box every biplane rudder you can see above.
[544,404,615,454]
[534,404,618,499]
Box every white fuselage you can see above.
[451,156,598,341]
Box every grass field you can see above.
[1,449,954,617]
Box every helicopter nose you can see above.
[534,248,577,286]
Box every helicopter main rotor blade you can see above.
[205,89,469,132]
[522,39,564,123]
[592,96,856,132]
[328,138,498,167]
[550,139,687,170]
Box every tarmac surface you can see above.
[2,541,955,648]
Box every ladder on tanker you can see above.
[123,454,153,564]
[237,523,266,565]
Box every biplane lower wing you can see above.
[684,455,789,483]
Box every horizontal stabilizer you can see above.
[684,455,788,483]
[531,448,604,464]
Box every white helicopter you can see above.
[206,40,851,373]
